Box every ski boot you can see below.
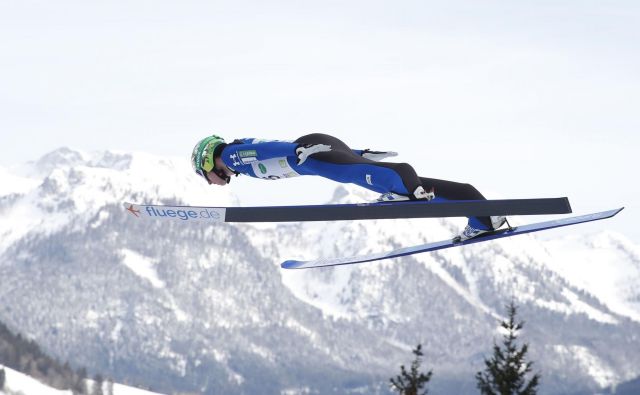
[453,216,508,243]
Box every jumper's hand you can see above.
[361,149,398,161]
[296,144,332,165]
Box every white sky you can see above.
[1,1,638,241]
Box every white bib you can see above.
[251,158,301,180]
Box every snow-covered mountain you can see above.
[0,148,639,395]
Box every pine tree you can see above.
[0,368,6,390]
[475,301,541,395]
[390,344,433,395]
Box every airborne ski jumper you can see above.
[122,133,621,268]
[190,133,506,241]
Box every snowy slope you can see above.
[0,166,39,197]
[0,365,70,395]
[0,147,638,395]
[0,365,163,395]
[545,231,640,322]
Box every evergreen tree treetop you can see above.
[390,344,433,395]
[476,301,541,395]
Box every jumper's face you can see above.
[205,170,228,186]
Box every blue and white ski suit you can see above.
[221,136,413,195]
[219,133,493,229]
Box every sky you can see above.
[1,0,639,241]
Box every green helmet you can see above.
[191,135,226,181]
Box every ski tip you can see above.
[601,207,625,218]
[281,260,305,269]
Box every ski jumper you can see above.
[219,133,493,229]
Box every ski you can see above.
[281,208,624,269]
[123,197,572,223]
